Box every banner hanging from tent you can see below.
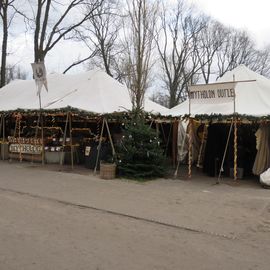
[31,62,48,95]
[189,82,236,104]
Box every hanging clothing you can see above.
[252,124,270,175]
[177,120,188,162]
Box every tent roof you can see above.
[0,69,166,115]
[168,65,270,117]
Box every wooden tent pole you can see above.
[165,121,173,156]
[234,118,238,180]
[0,114,3,141]
[233,74,238,180]
[188,83,192,179]
[2,114,6,160]
[217,119,234,183]
[41,112,45,165]
[156,121,159,137]
[105,119,116,158]
[0,114,2,160]
[188,118,192,179]
[69,112,74,170]
[32,112,41,164]
[94,117,105,175]
[37,92,45,165]
[149,120,154,129]
[60,113,69,166]
[196,122,207,168]
[172,120,178,167]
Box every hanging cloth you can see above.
[252,124,270,175]
[177,120,188,162]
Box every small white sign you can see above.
[85,146,91,156]
[9,144,42,155]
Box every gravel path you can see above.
[0,161,269,269]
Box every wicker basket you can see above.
[100,163,116,180]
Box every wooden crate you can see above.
[100,163,116,180]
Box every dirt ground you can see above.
[0,161,269,270]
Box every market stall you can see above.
[168,65,270,181]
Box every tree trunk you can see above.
[0,5,8,88]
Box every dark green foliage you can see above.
[117,113,167,179]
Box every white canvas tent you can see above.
[0,69,166,115]
[167,65,270,180]
[168,65,270,117]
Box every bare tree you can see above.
[87,0,122,78]
[29,0,104,63]
[216,29,255,78]
[149,90,169,108]
[155,0,206,108]
[195,19,226,83]
[71,0,124,79]
[122,0,158,111]
[0,0,16,87]
[251,46,270,78]
[6,63,28,83]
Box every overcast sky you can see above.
[188,0,270,48]
[6,0,270,75]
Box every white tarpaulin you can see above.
[168,65,270,117]
[0,69,166,115]
[260,168,270,187]
[189,82,236,104]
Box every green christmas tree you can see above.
[117,114,167,179]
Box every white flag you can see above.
[31,62,48,95]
